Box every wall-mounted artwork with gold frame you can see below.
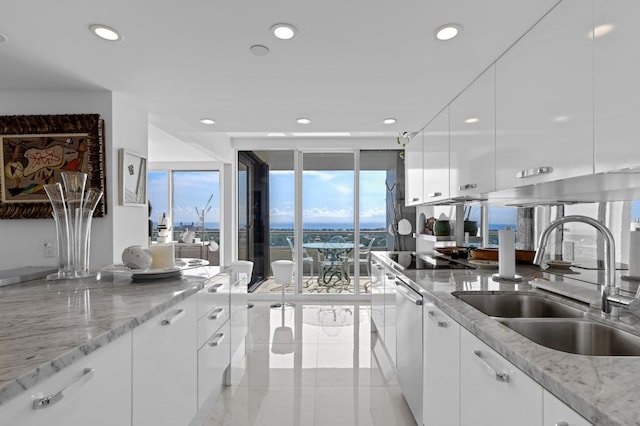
[0,114,106,219]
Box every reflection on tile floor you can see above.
[201,302,416,426]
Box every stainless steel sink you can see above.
[453,292,585,318]
[496,318,640,356]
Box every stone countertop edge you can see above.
[374,252,640,426]
[0,273,213,407]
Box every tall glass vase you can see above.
[44,172,101,279]
[44,183,74,279]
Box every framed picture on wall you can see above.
[0,114,106,219]
[119,149,147,206]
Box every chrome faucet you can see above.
[533,215,619,317]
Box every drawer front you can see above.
[198,304,229,349]
[197,277,229,320]
[197,320,231,409]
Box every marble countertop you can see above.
[0,265,221,406]
[374,251,640,426]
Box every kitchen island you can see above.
[373,251,640,426]
[0,265,239,426]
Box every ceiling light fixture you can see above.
[89,24,122,41]
[464,118,479,124]
[296,118,311,124]
[592,24,614,39]
[435,24,462,41]
[383,118,397,124]
[271,23,298,40]
[249,44,270,56]
[200,118,215,125]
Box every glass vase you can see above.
[44,183,74,279]
[75,188,103,277]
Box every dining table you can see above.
[302,241,363,284]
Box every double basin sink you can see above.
[453,292,640,356]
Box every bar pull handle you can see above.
[516,166,552,179]
[555,422,569,426]
[208,307,225,320]
[427,192,442,198]
[427,310,448,328]
[458,183,477,191]
[411,197,420,202]
[208,332,226,347]
[472,350,509,382]
[395,281,423,305]
[208,283,224,293]
[161,308,185,326]
[32,368,95,410]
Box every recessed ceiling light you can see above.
[291,132,351,137]
[271,23,298,40]
[553,115,570,123]
[89,24,122,41]
[591,24,614,39]
[435,24,462,41]
[464,118,479,124]
[296,118,311,124]
[0,33,7,43]
[383,118,397,124]
[200,118,215,125]
[249,44,270,56]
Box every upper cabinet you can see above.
[450,66,496,199]
[594,0,640,173]
[405,130,424,206]
[495,0,594,190]
[423,107,450,203]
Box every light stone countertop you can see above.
[373,251,640,426]
[0,265,221,406]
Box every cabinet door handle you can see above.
[32,368,94,410]
[555,423,569,426]
[472,350,509,383]
[161,308,185,325]
[208,332,226,347]
[516,166,552,179]
[427,192,442,198]
[428,310,448,328]
[411,197,420,202]
[458,183,477,191]
[208,283,224,293]
[208,307,225,320]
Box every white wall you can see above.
[0,90,150,270]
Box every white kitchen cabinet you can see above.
[544,390,592,426]
[594,0,640,173]
[495,0,593,189]
[460,327,542,426]
[423,303,460,426]
[0,333,132,426]
[423,107,450,203]
[198,319,231,409]
[370,257,385,336]
[132,297,197,426]
[450,66,496,199]
[404,129,424,206]
[383,266,397,366]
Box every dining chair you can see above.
[286,236,314,284]
[348,237,375,278]
[320,235,349,289]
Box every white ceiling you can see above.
[0,0,560,143]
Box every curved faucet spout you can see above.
[533,215,617,316]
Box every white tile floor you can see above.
[201,302,417,426]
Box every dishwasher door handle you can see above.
[394,280,422,305]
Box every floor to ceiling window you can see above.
[148,170,220,265]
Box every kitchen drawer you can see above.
[197,276,229,320]
[198,303,229,349]
[197,319,231,409]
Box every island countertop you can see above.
[0,266,221,406]
[373,251,640,426]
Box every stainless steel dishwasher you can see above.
[394,274,423,426]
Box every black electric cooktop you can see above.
[388,252,472,271]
